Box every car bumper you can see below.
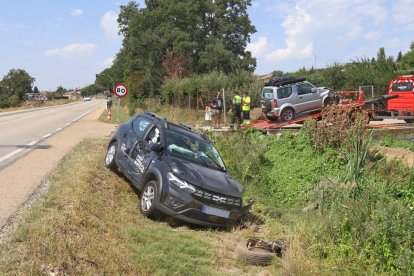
[158,186,252,227]
[266,109,281,118]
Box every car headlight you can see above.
[168,172,196,194]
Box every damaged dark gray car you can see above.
[105,112,253,227]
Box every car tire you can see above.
[266,115,277,121]
[140,180,159,218]
[105,141,118,170]
[323,97,335,107]
[280,108,294,122]
[235,241,275,266]
[404,119,414,124]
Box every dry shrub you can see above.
[304,104,369,149]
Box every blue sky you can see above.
[0,0,413,91]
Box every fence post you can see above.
[222,87,226,125]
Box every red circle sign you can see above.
[113,84,128,98]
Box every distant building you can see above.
[63,88,81,100]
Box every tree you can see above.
[0,69,35,101]
[55,86,67,98]
[113,0,256,95]
[401,41,414,69]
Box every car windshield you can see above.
[392,82,413,92]
[165,130,226,171]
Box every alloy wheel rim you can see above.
[142,186,154,211]
[105,145,115,165]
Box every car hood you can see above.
[164,155,244,197]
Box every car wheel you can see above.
[404,119,414,124]
[323,97,335,107]
[280,108,294,122]
[140,180,159,218]
[105,141,118,170]
[235,240,276,266]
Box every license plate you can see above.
[202,205,230,218]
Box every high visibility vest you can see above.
[242,96,251,111]
[233,95,242,105]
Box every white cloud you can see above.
[101,56,115,67]
[247,36,268,57]
[100,11,119,41]
[71,8,83,17]
[266,4,313,61]
[393,0,414,30]
[364,31,382,41]
[44,43,96,58]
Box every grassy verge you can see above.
[0,139,280,275]
[0,99,78,113]
[379,134,414,152]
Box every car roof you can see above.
[137,112,209,142]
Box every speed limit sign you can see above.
[113,84,128,98]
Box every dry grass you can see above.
[0,99,78,113]
[0,139,288,275]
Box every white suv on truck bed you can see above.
[260,77,337,121]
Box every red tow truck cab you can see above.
[387,75,414,113]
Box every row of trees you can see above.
[0,69,35,108]
[290,44,414,98]
[96,0,257,112]
[93,0,414,113]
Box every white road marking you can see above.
[21,114,34,119]
[27,140,37,146]
[0,148,24,164]
[55,127,62,131]
[43,133,52,138]
[0,140,38,164]
[65,123,71,126]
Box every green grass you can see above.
[379,134,414,152]
[99,102,131,124]
[0,139,280,275]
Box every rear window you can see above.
[277,86,292,99]
[392,82,413,92]
[262,88,273,100]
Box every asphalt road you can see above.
[0,100,102,169]
[0,100,116,236]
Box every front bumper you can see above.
[158,185,253,227]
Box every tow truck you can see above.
[246,75,414,131]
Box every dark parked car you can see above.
[105,112,253,227]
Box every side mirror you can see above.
[311,88,317,93]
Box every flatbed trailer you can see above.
[244,89,412,131]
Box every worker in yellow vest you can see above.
[242,91,251,124]
[230,91,242,129]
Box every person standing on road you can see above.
[242,91,251,125]
[213,91,223,128]
[230,91,242,129]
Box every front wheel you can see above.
[105,141,118,170]
[280,108,295,122]
[140,180,160,218]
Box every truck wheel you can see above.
[280,108,294,122]
[140,180,160,218]
[105,141,118,171]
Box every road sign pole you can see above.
[113,84,129,123]
[117,97,121,123]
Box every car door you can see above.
[129,125,161,189]
[294,82,319,112]
[118,116,152,174]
